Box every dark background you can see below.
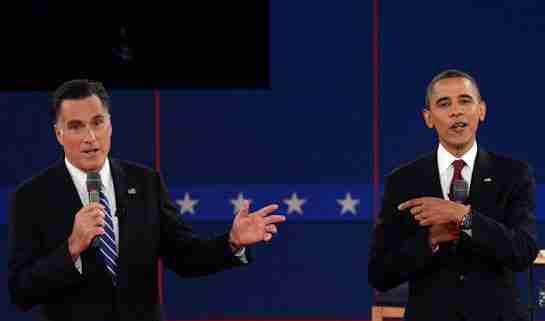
[0,1,269,90]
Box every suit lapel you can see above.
[419,151,444,199]
[53,159,84,213]
[109,158,129,216]
[466,149,495,209]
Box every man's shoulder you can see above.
[14,159,65,196]
[481,150,532,176]
[111,159,156,174]
[109,159,159,180]
[387,152,435,180]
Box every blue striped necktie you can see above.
[98,188,118,285]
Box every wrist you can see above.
[458,205,472,230]
[67,236,81,261]
[455,205,471,223]
[228,231,242,252]
[429,236,437,248]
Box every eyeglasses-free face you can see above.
[54,95,112,173]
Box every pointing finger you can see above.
[398,198,429,211]
[264,215,286,224]
[398,199,416,211]
[255,204,279,217]
[409,205,424,216]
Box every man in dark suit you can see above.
[8,80,286,321]
[368,69,538,321]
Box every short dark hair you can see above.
[51,79,110,124]
[425,69,481,108]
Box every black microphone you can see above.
[86,172,102,248]
[451,179,468,203]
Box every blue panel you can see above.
[0,187,14,224]
[160,0,373,184]
[0,92,59,185]
[163,222,373,320]
[108,90,155,168]
[381,0,545,182]
[168,184,371,221]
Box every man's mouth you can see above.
[450,121,468,131]
[82,148,100,157]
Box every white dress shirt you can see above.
[437,142,477,236]
[65,158,118,273]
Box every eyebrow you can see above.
[66,119,84,125]
[458,94,475,101]
[64,114,107,125]
[434,97,451,105]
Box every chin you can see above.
[449,140,473,151]
[80,160,106,173]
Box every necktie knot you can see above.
[452,159,465,180]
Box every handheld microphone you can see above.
[86,172,102,248]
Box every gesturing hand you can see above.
[229,201,286,250]
[398,197,470,226]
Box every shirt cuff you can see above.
[234,247,248,264]
[75,256,83,274]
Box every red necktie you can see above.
[448,159,466,201]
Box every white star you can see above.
[337,193,360,215]
[176,193,199,215]
[230,192,252,214]
[283,192,306,215]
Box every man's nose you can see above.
[450,103,465,116]
[82,126,98,141]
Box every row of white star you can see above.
[176,192,360,216]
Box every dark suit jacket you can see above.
[368,149,538,321]
[8,159,248,321]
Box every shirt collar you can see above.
[437,141,478,175]
[64,158,111,189]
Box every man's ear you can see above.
[422,108,434,129]
[54,125,64,147]
[478,100,487,122]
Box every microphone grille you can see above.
[86,172,101,192]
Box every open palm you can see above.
[230,201,286,248]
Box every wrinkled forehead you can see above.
[430,77,480,103]
[58,95,108,123]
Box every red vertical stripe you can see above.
[154,90,164,305]
[372,0,381,220]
